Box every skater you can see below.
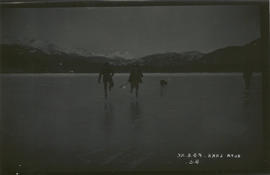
[98,62,114,99]
[160,79,168,97]
[242,40,259,90]
[242,56,253,90]
[160,79,168,87]
[128,64,143,98]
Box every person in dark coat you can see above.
[242,54,254,90]
[160,79,168,97]
[128,64,143,98]
[242,40,259,90]
[98,63,114,99]
[243,60,253,90]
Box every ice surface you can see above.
[1,73,263,172]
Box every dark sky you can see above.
[2,6,260,58]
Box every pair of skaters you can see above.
[98,63,143,99]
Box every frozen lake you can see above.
[1,73,263,173]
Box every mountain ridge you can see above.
[0,38,262,73]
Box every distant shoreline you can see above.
[0,72,262,77]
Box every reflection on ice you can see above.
[103,101,114,143]
[129,101,142,121]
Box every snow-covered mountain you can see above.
[180,51,204,61]
[136,51,205,67]
[3,38,64,55]
[2,38,134,60]
[27,39,65,55]
[1,37,262,73]
[106,51,134,60]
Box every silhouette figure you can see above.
[160,79,168,97]
[242,56,253,90]
[160,80,168,87]
[243,41,258,90]
[128,64,143,98]
[98,63,114,99]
